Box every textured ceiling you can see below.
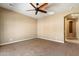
[0,3,79,19]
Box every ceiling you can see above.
[0,3,79,19]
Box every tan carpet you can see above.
[0,38,79,56]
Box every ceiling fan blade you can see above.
[39,3,48,9]
[38,9,47,13]
[35,10,38,15]
[30,3,36,9]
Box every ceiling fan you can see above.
[27,3,48,15]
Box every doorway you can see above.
[64,13,78,43]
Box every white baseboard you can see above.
[0,37,36,46]
[38,36,64,43]
[0,36,64,46]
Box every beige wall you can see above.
[0,7,37,45]
[37,7,79,43]
[37,11,73,43]
[76,18,79,39]
[1,6,79,45]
